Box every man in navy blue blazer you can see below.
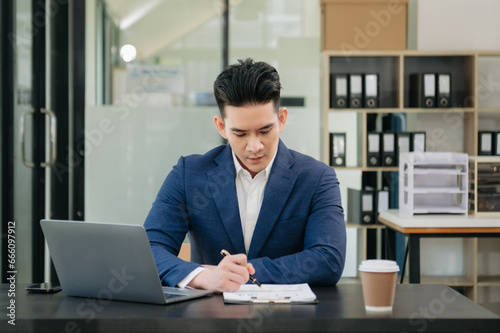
[144,58,346,292]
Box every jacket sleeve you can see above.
[249,166,346,286]
[143,156,202,287]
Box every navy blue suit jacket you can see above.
[144,140,346,287]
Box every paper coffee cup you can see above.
[359,260,399,312]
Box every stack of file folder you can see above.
[330,73,379,109]
[347,188,389,225]
[367,132,426,167]
[409,73,451,108]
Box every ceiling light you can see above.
[120,44,137,63]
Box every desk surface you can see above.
[379,209,500,233]
[1,284,498,333]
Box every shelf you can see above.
[410,187,466,194]
[469,156,500,162]
[364,167,399,172]
[411,206,467,214]
[345,223,385,229]
[322,50,482,57]
[403,108,476,113]
[328,108,401,113]
[477,108,500,113]
[334,166,398,172]
[402,275,475,287]
[412,169,466,175]
[322,51,500,305]
[328,107,476,114]
[477,276,500,286]
[411,162,468,166]
[322,50,500,165]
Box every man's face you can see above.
[214,101,288,178]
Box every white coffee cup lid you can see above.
[359,260,400,273]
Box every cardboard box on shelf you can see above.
[321,0,409,51]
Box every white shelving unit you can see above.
[399,152,469,216]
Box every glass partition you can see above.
[86,0,223,224]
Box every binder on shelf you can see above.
[331,74,348,108]
[363,74,378,108]
[411,132,426,152]
[495,132,500,155]
[376,189,389,223]
[478,131,494,155]
[409,73,436,108]
[437,73,451,108]
[349,74,363,108]
[367,132,381,167]
[347,188,375,225]
[329,133,346,167]
[396,132,411,165]
[381,132,396,166]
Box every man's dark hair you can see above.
[213,58,282,118]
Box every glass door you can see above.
[9,0,45,284]
[1,0,84,284]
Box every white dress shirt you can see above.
[232,150,276,254]
[177,148,277,288]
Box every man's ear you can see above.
[278,107,288,132]
[213,115,228,139]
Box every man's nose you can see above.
[246,136,263,152]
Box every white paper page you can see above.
[223,283,317,303]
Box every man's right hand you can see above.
[187,253,255,292]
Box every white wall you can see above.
[417,0,500,50]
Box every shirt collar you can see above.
[232,147,277,180]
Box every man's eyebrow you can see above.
[230,123,275,132]
[259,123,275,130]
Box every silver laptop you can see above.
[40,219,212,304]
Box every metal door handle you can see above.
[41,108,57,167]
[20,108,35,168]
[20,108,57,168]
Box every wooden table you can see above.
[378,209,500,284]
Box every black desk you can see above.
[1,284,498,332]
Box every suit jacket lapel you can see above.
[207,146,246,254]
[248,141,298,259]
